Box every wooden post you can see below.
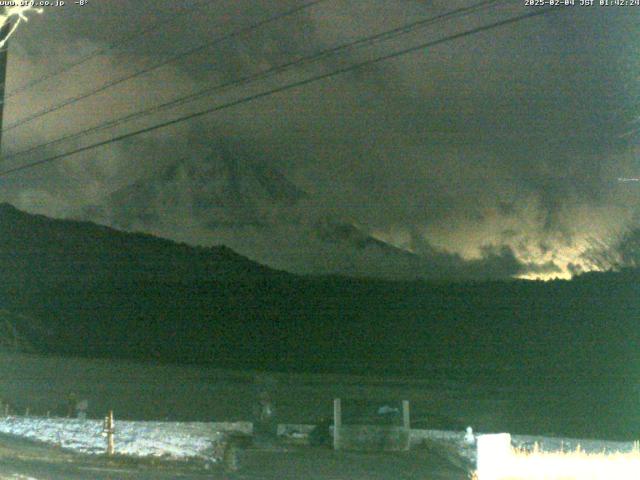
[333,398,341,450]
[402,400,410,429]
[103,410,115,455]
[222,435,239,472]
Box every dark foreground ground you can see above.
[0,433,468,480]
[0,352,636,441]
[0,351,633,478]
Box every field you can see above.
[0,352,635,439]
[0,351,636,479]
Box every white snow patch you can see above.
[0,416,225,460]
[412,428,638,466]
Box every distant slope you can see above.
[0,202,278,286]
[80,149,455,280]
[75,145,533,280]
[90,151,307,230]
[0,309,47,353]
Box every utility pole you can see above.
[0,20,12,160]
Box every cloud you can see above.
[1,1,639,279]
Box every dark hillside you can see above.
[0,202,637,381]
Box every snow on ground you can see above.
[1,476,40,480]
[511,433,637,455]
[0,415,636,469]
[413,428,639,466]
[0,416,224,459]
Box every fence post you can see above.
[333,398,341,450]
[103,410,115,456]
[402,400,410,429]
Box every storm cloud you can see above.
[1,0,639,279]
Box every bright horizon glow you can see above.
[369,227,607,281]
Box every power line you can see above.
[3,0,504,163]
[0,7,562,179]
[1,0,328,133]
[0,0,212,105]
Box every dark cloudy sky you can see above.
[0,0,639,280]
